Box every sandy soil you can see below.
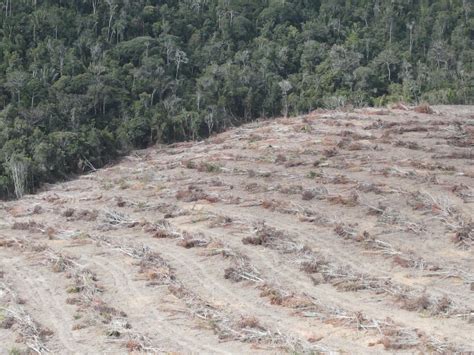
[0,105,473,354]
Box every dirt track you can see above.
[0,105,473,354]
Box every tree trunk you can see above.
[8,158,28,199]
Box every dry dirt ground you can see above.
[0,105,473,354]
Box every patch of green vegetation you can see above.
[66,286,81,294]
[0,1,470,199]
[200,163,222,174]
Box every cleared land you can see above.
[0,105,473,354]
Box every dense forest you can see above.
[0,0,472,198]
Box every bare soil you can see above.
[0,105,473,354]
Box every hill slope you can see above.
[0,106,473,354]
[1,1,473,198]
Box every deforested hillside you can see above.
[0,1,473,198]
[0,106,473,354]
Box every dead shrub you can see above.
[432,296,451,315]
[451,222,474,247]
[208,215,233,228]
[183,160,196,169]
[0,239,17,248]
[176,185,219,203]
[394,140,421,150]
[210,136,226,144]
[248,133,263,142]
[259,284,285,305]
[175,189,192,201]
[237,316,263,330]
[12,221,44,233]
[310,274,324,285]
[400,294,431,312]
[224,263,262,282]
[125,340,142,351]
[50,254,75,273]
[326,174,351,184]
[327,192,359,207]
[115,197,126,207]
[76,209,99,221]
[259,284,312,308]
[337,138,352,149]
[242,236,263,245]
[93,300,124,324]
[274,154,287,164]
[284,160,305,168]
[368,109,389,115]
[300,260,324,274]
[177,234,209,249]
[392,256,413,269]
[451,184,474,203]
[433,150,473,160]
[347,142,365,151]
[414,103,433,114]
[243,226,279,247]
[364,119,398,130]
[302,190,316,201]
[261,199,276,210]
[408,160,455,172]
[42,193,62,203]
[0,316,15,329]
[334,224,357,239]
[265,200,298,215]
[381,334,418,350]
[245,182,266,193]
[323,147,338,157]
[62,208,98,221]
[448,135,474,148]
[197,162,222,173]
[279,184,303,195]
[341,130,373,140]
[356,182,385,194]
[137,252,175,286]
[355,231,373,243]
[390,102,409,110]
[62,208,75,217]
[151,229,173,239]
[203,195,220,203]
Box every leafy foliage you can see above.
[0,0,472,198]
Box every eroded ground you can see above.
[0,105,473,354]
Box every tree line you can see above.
[0,0,472,198]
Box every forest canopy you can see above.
[0,0,472,198]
